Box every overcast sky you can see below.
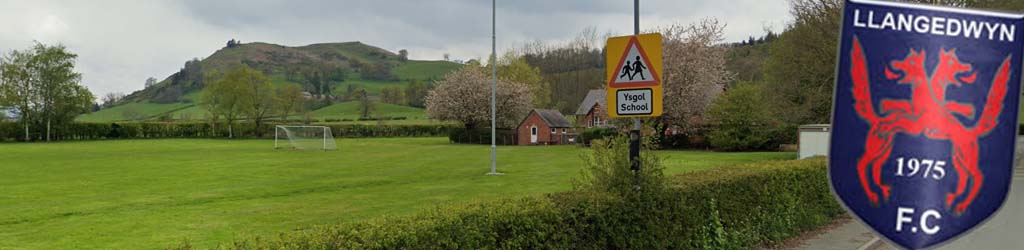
[0,0,792,100]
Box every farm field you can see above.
[311,101,428,120]
[0,138,794,249]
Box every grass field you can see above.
[76,102,193,122]
[0,138,793,249]
[311,101,428,120]
[393,60,461,80]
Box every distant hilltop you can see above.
[82,40,461,122]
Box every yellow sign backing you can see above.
[606,33,662,118]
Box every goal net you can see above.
[275,125,337,150]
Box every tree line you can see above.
[705,0,1024,151]
[0,43,94,141]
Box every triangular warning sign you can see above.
[610,37,660,87]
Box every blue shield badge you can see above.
[830,0,1023,249]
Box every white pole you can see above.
[274,126,278,149]
[323,127,327,151]
[488,0,500,175]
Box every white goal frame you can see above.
[274,125,335,151]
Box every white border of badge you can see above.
[827,0,1024,249]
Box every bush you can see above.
[658,125,712,149]
[448,128,516,145]
[187,155,840,250]
[707,84,780,151]
[579,127,618,146]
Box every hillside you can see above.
[81,41,462,123]
[726,41,772,86]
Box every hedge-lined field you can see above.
[0,138,794,249]
[0,122,459,142]
[179,157,838,250]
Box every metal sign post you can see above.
[631,0,640,174]
[607,0,662,179]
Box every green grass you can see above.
[76,102,192,122]
[0,138,793,249]
[334,79,406,95]
[393,60,462,80]
[311,101,428,120]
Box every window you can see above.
[531,127,537,135]
[593,116,601,126]
[551,128,556,134]
[562,128,567,133]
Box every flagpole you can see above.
[488,0,501,176]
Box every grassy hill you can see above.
[83,41,462,123]
[312,101,427,120]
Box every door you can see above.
[530,126,538,143]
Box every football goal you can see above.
[275,125,337,151]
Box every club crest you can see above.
[830,1,1024,249]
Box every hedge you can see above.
[0,122,460,142]
[176,158,842,249]
[579,127,618,146]
[448,128,517,145]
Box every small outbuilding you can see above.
[517,109,573,145]
[576,89,610,128]
[799,124,830,159]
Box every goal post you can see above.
[275,125,337,151]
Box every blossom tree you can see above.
[426,66,533,129]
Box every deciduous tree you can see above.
[144,77,157,88]
[659,19,732,134]
[276,84,304,120]
[426,66,532,129]
[404,79,432,108]
[102,92,125,107]
[30,43,94,141]
[201,68,247,138]
[354,88,375,118]
[495,52,551,108]
[398,49,409,62]
[381,86,404,105]
[234,65,274,134]
[0,50,34,141]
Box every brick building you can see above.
[576,90,611,129]
[516,109,572,145]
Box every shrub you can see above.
[579,127,618,146]
[448,128,516,145]
[658,125,712,149]
[187,156,840,250]
[706,84,780,151]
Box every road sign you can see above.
[606,33,662,118]
[829,0,1024,249]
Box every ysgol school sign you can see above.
[829,0,1023,249]
[606,33,662,118]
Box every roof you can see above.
[527,109,572,128]
[575,90,606,115]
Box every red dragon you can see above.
[849,37,1012,214]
